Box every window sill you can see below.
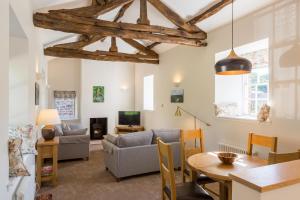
[217,115,256,120]
[216,115,272,124]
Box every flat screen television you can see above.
[118,111,141,126]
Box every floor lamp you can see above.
[174,106,211,129]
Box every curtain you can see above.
[54,91,76,98]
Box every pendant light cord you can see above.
[231,1,233,50]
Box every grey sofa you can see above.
[102,129,181,180]
[55,123,90,161]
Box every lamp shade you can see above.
[215,49,252,75]
[37,109,61,126]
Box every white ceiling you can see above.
[32,0,278,53]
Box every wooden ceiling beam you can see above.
[54,35,105,49]
[44,47,159,64]
[55,1,133,49]
[137,0,150,25]
[113,1,133,22]
[121,38,158,56]
[187,0,232,25]
[147,0,204,34]
[34,12,206,40]
[49,0,133,18]
[33,13,205,46]
[109,37,118,52]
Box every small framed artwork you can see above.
[35,82,39,105]
[171,88,184,103]
[93,86,104,103]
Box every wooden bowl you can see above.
[217,152,238,165]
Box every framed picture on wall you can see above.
[35,82,39,105]
[93,86,104,103]
[171,88,184,103]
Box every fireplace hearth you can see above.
[90,118,107,140]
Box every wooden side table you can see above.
[115,125,145,134]
[36,137,59,186]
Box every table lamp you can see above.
[37,109,61,140]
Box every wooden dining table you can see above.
[187,152,267,200]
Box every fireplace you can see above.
[90,118,107,140]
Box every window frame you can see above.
[53,91,78,121]
[215,38,270,120]
[143,74,154,111]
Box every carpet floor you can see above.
[39,148,219,200]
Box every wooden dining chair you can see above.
[268,150,300,164]
[180,129,215,185]
[157,138,213,200]
[247,133,278,156]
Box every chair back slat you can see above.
[247,133,278,155]
[268,150,300,164]
[157,138,176,200]
[180,129,205,183]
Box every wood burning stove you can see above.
[90,118,107,140]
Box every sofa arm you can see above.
[102,139,119,154]
[59,134,90,144]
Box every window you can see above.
[143,75,154,111]
[215,38,269,119]
[54,91,77,120]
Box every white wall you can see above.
[48,58,81,119]
[9,36,31,125]
[0,0,9,197]
[81,60,135,134]
[135,0,300,152]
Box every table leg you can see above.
[219,181,232,200]
[226,181,232,200]
[219,182,228,200]
[191,170,197,183]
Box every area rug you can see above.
[38,150,218,200]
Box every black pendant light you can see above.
[215,2,252,75]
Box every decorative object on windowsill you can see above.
[93,86,105,103]
[175,106,211,128]
[214,104,222,116]
[215,1,252,75]
[171,88,184,103]
[214,102,239,117]
[37,109,61,141]
[257,104,271,123]
[217,152,238,165]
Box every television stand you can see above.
[115,125,145,134]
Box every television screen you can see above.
[119,111,140,126]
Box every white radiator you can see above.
[218,143,248,155]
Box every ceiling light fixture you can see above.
[215,1,252,75]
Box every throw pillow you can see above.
[62,122,71,131]
[8,139,30,177]
[9,125,37,155]
[18,125,37,155]
[152,129,180,143]
[117,131,153,148]
[63,128,88,136]
[54,125,64,136]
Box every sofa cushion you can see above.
[117,131,153,148]
[59,134,90,144]
[69,124,83,130]
[152,129,180,143]
[63,128,87,136]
